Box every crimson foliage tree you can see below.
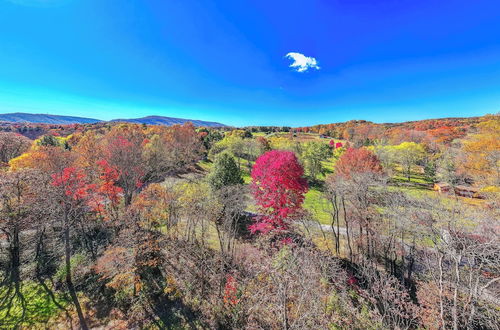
[250,150,308,233]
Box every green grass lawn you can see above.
[251,132,268,137]
[197,159,213,172]
[390,165,433,185]
[242,171,251,184]
[304,187,332,225]
[0,281,68,328]
[392,173,432,185]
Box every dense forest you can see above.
[0,114,498,329]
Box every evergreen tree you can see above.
[208,152,244,191]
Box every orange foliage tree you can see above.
[461,117,500,186]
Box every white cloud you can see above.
[285,52,320,72]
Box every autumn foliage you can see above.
[1,116,498,329]
[51,167,94,201]
[334,148,383,179]
[329,139,343,149]
[250,150,308,233]
[96,159,123,205]
[223,275,239,307]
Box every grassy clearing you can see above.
[174,219,223,251]
[242,170,251,184]
[304,187,332,225]
[390,166,433,186]
[251,132,268,137]
[197,159,213,172]
[302,156,336,225]
[387,185,436,198]
[392,173,432,185]
[0,281,68,328]
[237,158,254,184]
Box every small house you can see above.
[434,182,482,199]
[454,185,481,198]
[434,182,452,194]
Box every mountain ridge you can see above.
[0,112,226,127]
[110,115,225,127]
[0,112,101,124]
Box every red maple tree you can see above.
[51,167,95,200]
[250,150,308,233]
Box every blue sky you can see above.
[0,0,499,126]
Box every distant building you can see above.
[434,182,482,198]
[434,182,452,194]
[454,185,481,198]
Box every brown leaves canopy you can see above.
[334,147,383,179]
[0,132,31,164]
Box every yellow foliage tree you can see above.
[462,118,500,186]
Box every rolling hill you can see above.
[0,113,226,127]
[0,112,101,124]
[110,115,226,127]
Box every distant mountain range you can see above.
[0,113,101,124]
[0,112,226,127]
[110,115,225,127]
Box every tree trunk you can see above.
[11,223,21,286]
[342,198,353,262]
[10,221,27,324]
[452,254,462,330]
[438,254,446,329]
[124,191,133,207]
[330,196,339,255]
[64,213,88,330]
[281,282,289,330]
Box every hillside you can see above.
[0,112,226,127]
[111,115,226,127]
[0,112,101,124]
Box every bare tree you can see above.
[0,132,31,164]
[416,197,500,329]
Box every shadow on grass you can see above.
[308,179,325,191]
[388,178,433,191]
